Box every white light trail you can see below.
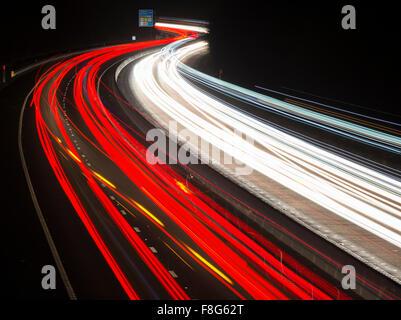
[155,22,209,34]
[130,38,401,248]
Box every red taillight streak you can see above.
[69,39,191,300]
[33,33,192,299]
[35,97,139,299]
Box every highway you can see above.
[18,23,401,299]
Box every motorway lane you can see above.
[178,63,401,282]
[179,71,401,280]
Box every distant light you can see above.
[132,35,136,41]
[155,22,209,34]
[158,17,209,25]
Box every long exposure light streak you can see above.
[131,39,401,250]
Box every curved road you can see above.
[17,24,401,299]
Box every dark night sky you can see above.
[1,0,400,115]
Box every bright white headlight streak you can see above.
[131,39,401,248]
[155,22,209,34]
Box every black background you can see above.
[1,0,400,114]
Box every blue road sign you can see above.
[139,9,153,27]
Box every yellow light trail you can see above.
[66,149,81,163]
[185,244,233,285]
[175,180,191,194]
[131,198,165,227]
[92,170,116,189]
[163,241,193,270]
